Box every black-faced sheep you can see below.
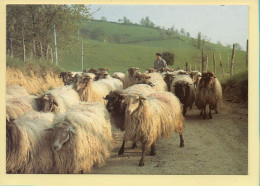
[37,85,79,113]
[122,92,184,166]
[73,73,123,104]
[6,111,55,173]
[46,102,114,173]
[104,85,157,154]
[171,74,195,116]
[195,72,222,119]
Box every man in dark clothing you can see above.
[154,53,167,70]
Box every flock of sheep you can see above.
[6,66,222,173]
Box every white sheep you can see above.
[195,72,222,119]
[112,72,125,82]
[6,111,55,173]
[105,84,157,154]
[37,85,79,113]
[122,91,185,166]
[170,74,195,116]
[6,95,39,122]
[123,67,140,88]
[46,102,114,173]
[6,85,29,100]
[146,72,168,91]
[73,73,123,104]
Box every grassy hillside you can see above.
[59,19,247,81]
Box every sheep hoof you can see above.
[180,143,184,148]
[139,160,144,166]
[132,143,137,149]
[118,149,124,155]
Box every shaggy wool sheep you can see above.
[195,72,222,119]
[123,67,140,88]
[6,85,29,100]
[145,68,157,73]
[122,92,184,166]
[94,71,112,80]
[6,95,40,122]
[146,72,167,91]
[171,74,195,116]
[6,111,55,173]
[73,73,123,104]
[104,84,157,154]
[163,73,176,91]
[46,102,114,173]
[37,85,79,113]
[112,72,126,82]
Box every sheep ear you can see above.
[45,127,53,131]
[104,95,109,100]
[53,100,58,107]
[67,126,76,134]
[139,95,147,101]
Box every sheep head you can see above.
[146,68,156,73]
[163,73,176,91]
[199,72,216,88]
[134,73,151,81]
[125,93,146,115]
[173,82,192,104]
[74,74,92,91]
[104,90,126,113]
[37,94,58,112]
[83,68,98,74]
[46,121,76,152]
[98,67,110,72]
[94,71,109,81]
[127,67,140,77]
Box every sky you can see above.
[89,5,248,50]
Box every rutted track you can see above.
[92,100,248,175]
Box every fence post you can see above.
[205,55,208,71]
[194,61,197,71]
[50,48,53,62]
[189,64,192,71]
[185,62,188,71]
[54,25,58,65]
[201,49,204,72]
[246,39,248,67]
[219,53,224,77]
[213,53,216,74]
[46,44,49,60]
[22,30,25,62]
[81,41,84,71]
[230,44,236,76]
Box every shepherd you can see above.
[154,53,167,70]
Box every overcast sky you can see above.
[89,5,248,50]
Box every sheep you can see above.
[122,92,184,166]
[145,72,168,91]
[59,72,74,85]
[46,102,114,173]
[189,71,202,82]
[94,71,112,81]
[145,68,157,73]
[6,95,40,122]
[123,67,140,88]
[6,111,55,173]
[170,74,195,116]
[195,72,222,119]
[83,68,98,74]
[37,85,79,113]
[163,73,176,91]
[6,85,29,100]
[73,73,123,104]
[157,67,174,74]
[104,84,157,154]
[112,72,125,82]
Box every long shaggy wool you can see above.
[171,75,195,108]
[195,78,222,110]
[79,78,123,104]
[52,102,114,173]
[45,85,80,113]
[6,111,55,173]
[112,72,125,82]
[6,85,29,100]
[6,95,39,122]
[148,73,167,92]
[123,71,138,89]
[124,92,184,148]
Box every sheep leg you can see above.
[150,142,157,156]
[179,134,184,147]
[203,106,206,119]
[209,105,212,119]
[118,140,125,155]
[182,106,187,116]
[131,141,137,149]
[139,143,146,166]
[199,109,203,116]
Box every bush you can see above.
[162,52,175,66]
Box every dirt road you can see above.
[92,100,248,175]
